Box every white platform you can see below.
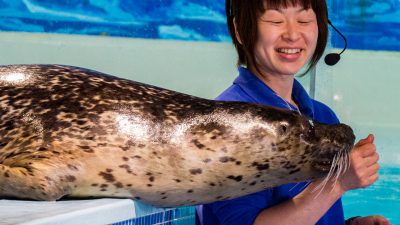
[0,198,166,225]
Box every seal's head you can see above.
[249,105,356,184]
[304,121,355,173]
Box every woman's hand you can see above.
[350,215,391,225]
[338,134,392,225]
[337,134,380,192]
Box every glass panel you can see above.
[329,0,400,51]
[111,207,195,225]
[0,1,237,99]
[0,0,229,42]
[2,1,399,51]
[318,1,400,224]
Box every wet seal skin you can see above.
[0,64,355,207]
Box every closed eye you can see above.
[263,20,284,25]
[298,19,315,25]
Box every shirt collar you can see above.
[233,66,314,118]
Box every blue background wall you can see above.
[1,0,399,51]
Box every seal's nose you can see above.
[311,123,355,172]
[313,123,355,147]
[338,123,356,146]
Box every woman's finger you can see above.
[366,173,379,186]
[358,144,377,158]
[354,134,374,148]
[364,153,380,167]
[365,164,380,177]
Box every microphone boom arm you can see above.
[328,20,348,55]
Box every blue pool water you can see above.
[343,167,400,224]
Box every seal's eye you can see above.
[281,125,287,133]
[278,122,289,135]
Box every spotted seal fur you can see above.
[0,64,355,207]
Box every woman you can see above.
[196,0,390,224]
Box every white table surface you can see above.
[0,199,139,225]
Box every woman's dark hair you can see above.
[226,0,329,76]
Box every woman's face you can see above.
[253,4,318,77]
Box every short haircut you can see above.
[226,0,329,75]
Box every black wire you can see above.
[328,20,348,55]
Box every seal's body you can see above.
[0,65,355,207]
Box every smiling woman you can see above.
[227,0,328,78]
[254,6,318,77]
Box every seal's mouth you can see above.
[312,160,332,172]
[312,143,353,173]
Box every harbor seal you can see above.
[0,64,355,207]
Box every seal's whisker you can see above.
[330,179,339,194]
[325,157,336,181]
[334,152,342,177]
[313,153,340,197]
[312,177,325,193]
[328,154,339,179]
[346,147,352,171]
[339,151,346,173]
[313,180,328,199]
[339,152,346,175]
[326,154,341,193]
[329,154,340,184]
[298,180,312,193]
[343,144,351,172]
[289,182,302,192]
[342,150,348,174]
[313,176,330,196]
[330,153,343,193]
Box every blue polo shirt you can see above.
[195,67,345,225]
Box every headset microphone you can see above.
[325,20,348,66]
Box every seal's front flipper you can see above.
[0,164,70,201]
